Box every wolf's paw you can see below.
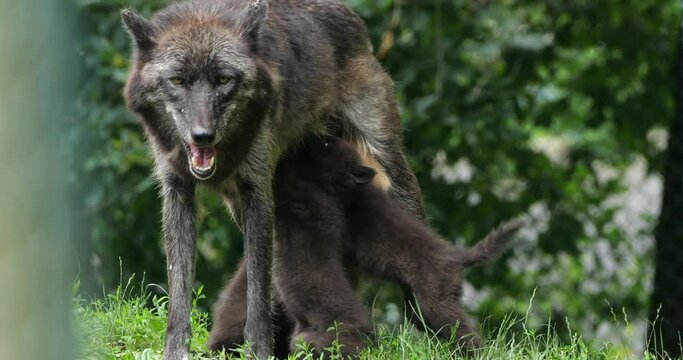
[163,331,191,360]
[162,349,190,360]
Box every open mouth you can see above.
[185,143,217,180]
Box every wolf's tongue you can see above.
[189,144,216,168]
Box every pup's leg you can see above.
[279,265,371,357]
[275,228,371,356]
[207,261,248,352]
[160,178,197,360]
[208,261,294,359]
[406,269,481,349]
[291,324,369,358]
[353,231,480,348]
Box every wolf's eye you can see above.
[217,76,232,85]
[169,77,184,86]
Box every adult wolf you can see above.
[121,0,425,359]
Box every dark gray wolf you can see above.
[210,135,524,355]
[120,0,425,359]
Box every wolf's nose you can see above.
[191,127,215,145]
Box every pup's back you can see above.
[295,135,524,270]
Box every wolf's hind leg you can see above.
[338,55,426,221]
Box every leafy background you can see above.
[72,0,680,355]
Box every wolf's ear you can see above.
[240,0,269,45]
[121,9,157,53]
[351,165,376,185]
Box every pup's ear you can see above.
[352,165,376,185]
[121,9,157,53]
[240,0,269,45]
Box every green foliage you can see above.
[73,0,679,350]
[348,0,677,342]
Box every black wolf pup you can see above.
[283,136,524,350]
[120,1,426,359]
[270,139,373,357]
[209,136,522,354]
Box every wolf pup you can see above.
[270,138,374,357]
[281,136,524,350]
[211,136,524,355]
[121,1,425,359]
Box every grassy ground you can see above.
[73,276,677,360]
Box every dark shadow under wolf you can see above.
[209,135,524,357]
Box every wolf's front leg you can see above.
[161,177,197,360]
[239,183,275,359]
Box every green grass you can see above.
[73,276,677,360]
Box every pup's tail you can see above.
[461,219,525,268]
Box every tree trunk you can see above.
[649,3,683,356]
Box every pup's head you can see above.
[122,2,269,180]
[297,136,376,194]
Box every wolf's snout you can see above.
[191,127,216,146]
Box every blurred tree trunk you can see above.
[0,0,78,359]
[649,3,683,356]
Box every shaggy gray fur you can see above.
[121,1,425,359]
